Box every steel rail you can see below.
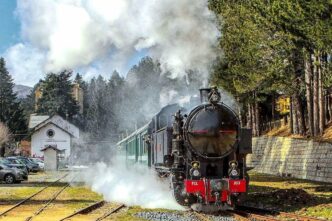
[193,211,212,221]
[0,173,69,217]
[25,182,71,221]
[59,200,106,221]
[95,204,126,221]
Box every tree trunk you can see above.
[318,56,324,135]
[305,55,313,136]
[325,91,329,125]
[313,55,319,136]
[291,49,305,135]
[294,98,299,134]
[290,96,294,134]
[272,93,276,122]
[284,115,288,126]
[255,101,260,136]
[252,103,258,136]
[328,94,332,123]
[237,97,243,127]
[0,145,4,157]
[294,94,305,135]
[247,103,252,129]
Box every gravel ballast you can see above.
[135,211,235,221]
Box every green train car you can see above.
[117,122,150,166]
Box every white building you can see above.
[29,115,79,159]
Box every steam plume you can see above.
[4,0,219,85]
[81,160,184,210]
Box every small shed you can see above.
[41,145,62,171]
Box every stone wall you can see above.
[246,136,332,183]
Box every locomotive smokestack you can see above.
[199,87,221,104]
[199,88,212,103]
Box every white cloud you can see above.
[4,0,219,86]
[3,43,46,86]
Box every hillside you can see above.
[13,84,32,99]
[266,122,332,143]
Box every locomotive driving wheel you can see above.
[170,171,189,206]
[172,182,188,206]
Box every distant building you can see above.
[20,140,31,156]
[34,83,84,113]
[34,86,42,111]
[276,96,290,115]
[72,83,84,114]
[29,114,79,159]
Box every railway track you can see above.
[25,181,72,221]
[0,173,70,218]
[59,200,126,221]
[193,211,212,221]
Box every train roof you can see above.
[116,121,151,145]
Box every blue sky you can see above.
[0,0,147,86]
[0,0,154,86]
[0,0,20,53]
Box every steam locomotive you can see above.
[117,87,252,211]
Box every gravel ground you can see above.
[135,211,235,221]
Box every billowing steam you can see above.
[80,159,185,210]
[6,0,228,210]
[5,0,219,85]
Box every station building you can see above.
[28,115,79,159]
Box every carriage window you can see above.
[158,115,168,129]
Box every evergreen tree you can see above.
[0,57,27,141]
[85,76,109,139]
[20,82,41,122]
[36,70,79,120]
[107,70,124,134]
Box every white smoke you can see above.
[3,44,46,86]
[81,159,184,210]
[4,0,218,85]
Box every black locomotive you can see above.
[117,87,252,210]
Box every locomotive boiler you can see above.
[117,87,252,211]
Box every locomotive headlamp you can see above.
[191,161,200,169]
[229,161,238,168]
[192,169,200,177]
[230,169,239,176]
[229,160,240,178]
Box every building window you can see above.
[47,129,55,138]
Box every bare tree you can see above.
[0,122,10,157]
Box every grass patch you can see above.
[0,187,42,202]
[247,172,332,220]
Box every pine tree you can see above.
[0,57,27,142]
[85,76,110,139]
[209,0,332,137]
[36,70,79,120]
